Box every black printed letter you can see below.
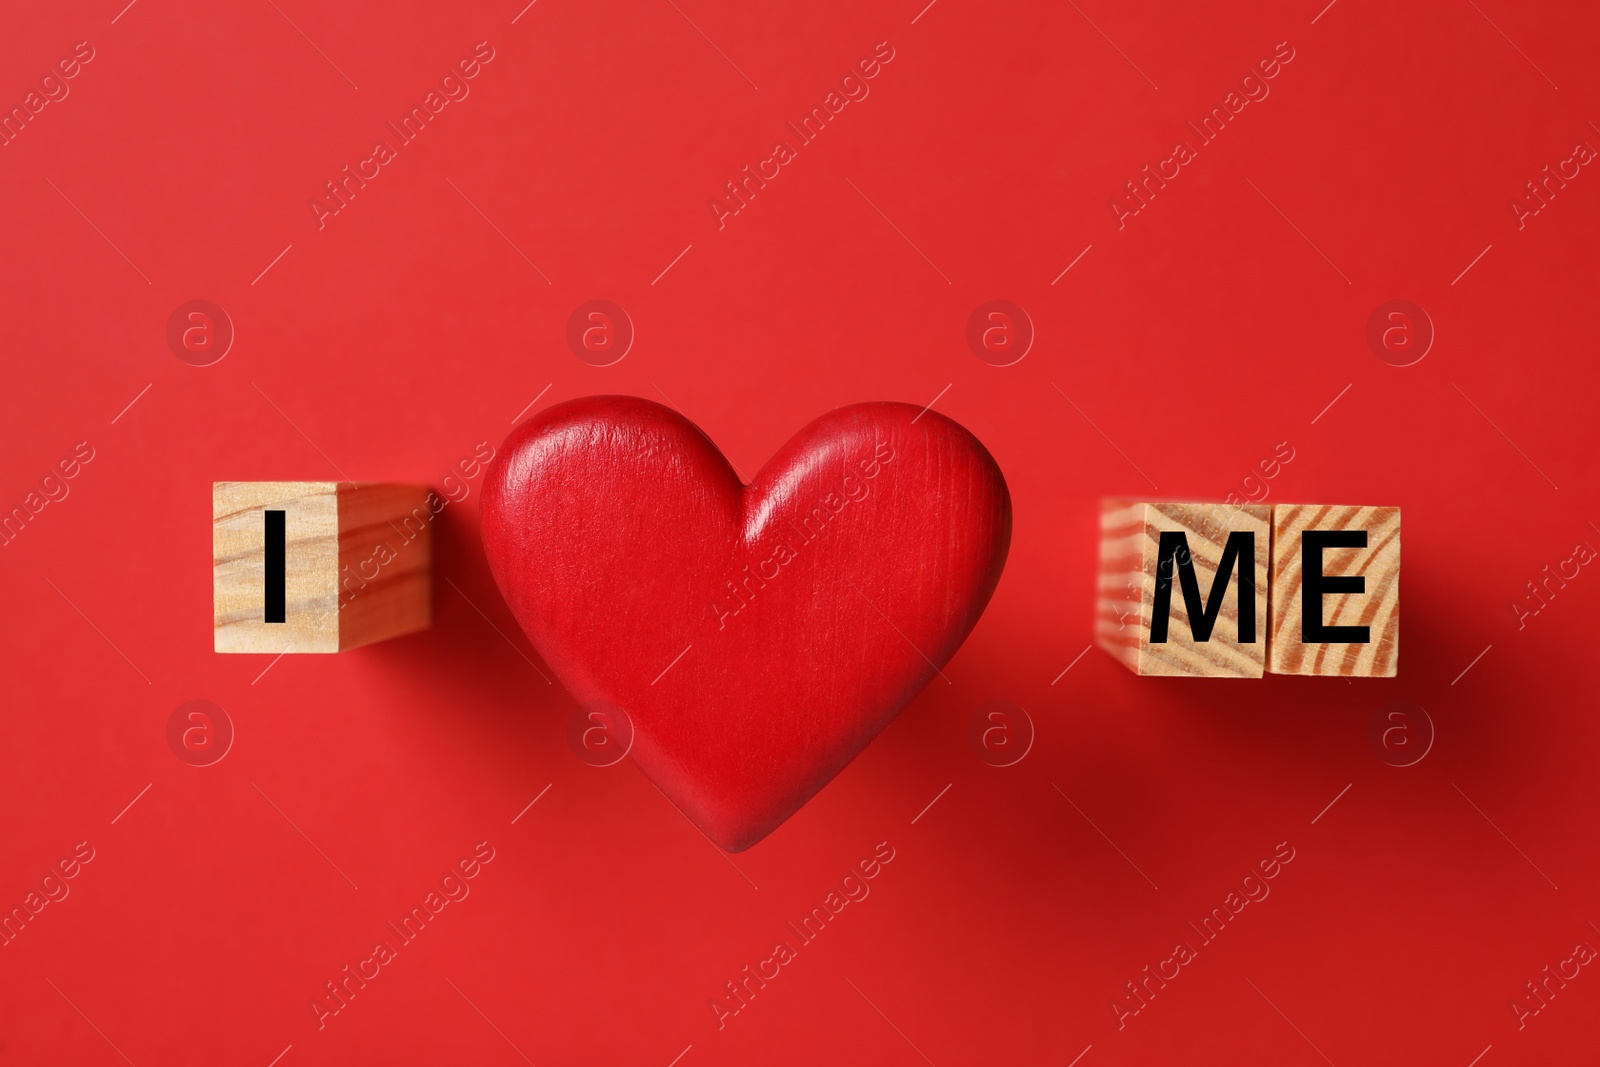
[1301,530,1368,643]
[1150,531,1256,643]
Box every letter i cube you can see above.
[213,481,433,652]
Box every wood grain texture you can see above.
[1268,504,1400,676]
[480,396,1011,852]
[213,481,432,653]
[1096,500,1270,677]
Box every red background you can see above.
[2,0,1598,1063]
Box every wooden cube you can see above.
[213,482,432,653]
[1096,501,1271,677]
[1268,505,1399,676]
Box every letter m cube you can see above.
[1096,501,1270,677]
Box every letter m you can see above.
[1149,530,1256,643]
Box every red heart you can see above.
[480,396,1011,851]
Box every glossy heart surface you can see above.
[480,396,1011,850]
